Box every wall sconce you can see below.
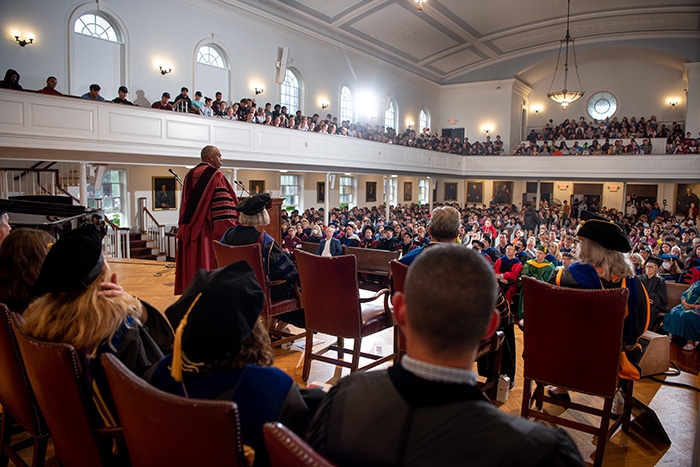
[668,98,680,107]
[406,120,415,130]
[531,105,542,114]
[255,87,264,95]
[416,0,426,12]
[159,66,172,75]
[13,31,34,47]
[482,126,492,134]
[320,100,330,110]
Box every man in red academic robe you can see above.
[175,145,238,294]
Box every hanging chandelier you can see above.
[546,0,584,106]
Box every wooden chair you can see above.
[212,240,307,347]
[343,246,399,290]
[657,282,688,331]
[388,260,505,399]
[519,277,633,467]
[101,354,246,467]
[263,422,335,467]
[11,315,124,467]
[295,250,398,380]
[0,306,49,467]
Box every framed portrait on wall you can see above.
[444,182,457,201]
[675,183,700,216]
[249,180,266,195]
[492,181,513,205]
[466,181,483,204]
[317,181,325,203]
[403,182,412,202]
[366,181,377,203]
[152,176,177,210]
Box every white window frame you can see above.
[340,85,354,123]
[384,98,398,130]
[280,69,300,114]
[339,176,354,208]
[418,179,429,205]
[280,174,301,211]
[388,178,398,206]
[74,13,120,43]
[87,169,125,225]
[196,45,227,69]
[419,107,430,133]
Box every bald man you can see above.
[175,145,238,294]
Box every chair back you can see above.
[521,277,628,397]
[263,422,335,467]
[389,260,409,296]
[296,250,362,337]
[0,305,47,438]
[213,241,270,313]
[101,353,246,466]
[11,315,106,467]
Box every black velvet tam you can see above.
[577,211,631,253]
[167,261,264,363]
[236,193,270,216]
[33,225,104,296]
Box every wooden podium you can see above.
[238,197,284,244]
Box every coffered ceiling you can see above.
[229,0,700,84]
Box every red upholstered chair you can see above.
[101,353,247,466]
[388,260,505,399]
[295,250,398,380]
[0,306,49,467]
[10,314,124,467]
[263,422,335,467]
[212,240,306,347]
[520,277,633,467]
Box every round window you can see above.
[586,92,617,120]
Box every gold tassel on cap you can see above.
[170,292,205,382]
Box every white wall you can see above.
[526,58,687,127]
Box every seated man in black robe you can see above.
[306,245,584,467]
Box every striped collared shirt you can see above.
[401,355,477,385]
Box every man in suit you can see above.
[317,224,342,256]
[307,245,583,466]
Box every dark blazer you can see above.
[317,237,343,256]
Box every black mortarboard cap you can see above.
[167,261,264,368]
[645,257,663,267]
[235,193,270,216]
[33,225,104,295]
[576,211,631,253]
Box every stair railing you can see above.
[0,167,61,198]
[104,217,131,259]
[138,197,166,255]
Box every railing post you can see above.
[159,225,166,253]
[115,228,122,258]
[79,163,88,207]
[138,197,147,233]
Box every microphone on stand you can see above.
[235,181,251,196]
[168,168,183,187]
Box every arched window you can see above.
[384,98,398,130]
[196,45,226,69]
[280,69,300,113]
[419,107,430,133]
[340,85,354,123]
[74,13,120,42]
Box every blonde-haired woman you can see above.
[23,225,172,377]
[548,212,650,401]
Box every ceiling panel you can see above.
[344,3,462,61]
[288,0,367,20]
[427,48,484,74]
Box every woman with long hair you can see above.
[22,226,172,378]
[0,228,54,313]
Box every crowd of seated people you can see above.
[516,115,697,155]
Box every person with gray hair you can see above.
[399,205,460,265]
[307,245,584,466]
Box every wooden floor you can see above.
[9,258,699,466]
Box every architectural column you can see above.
[536,180,541,208]
[684,62,700,137]
[79,162,88,207]
[621,182,628,215]
[324,172,331,225]
[428,177,433,212]
[385,176,390,222]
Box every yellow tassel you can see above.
[170,292,203,382]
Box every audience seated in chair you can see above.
[306,245,584,466]
[21,225,173,397]
[147,261,322,467]
[0,228,53,314]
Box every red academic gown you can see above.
[174,163,238,294]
